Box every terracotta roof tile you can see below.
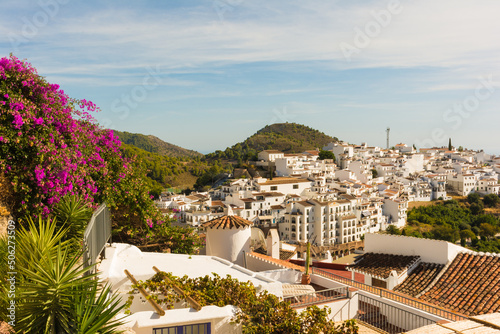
[258,177,311,185]
[279,249,297,260]
[249,252,304,271]
[419,253,500,316]
[349,253,420,279]
[394,262,445,297]
[201,215,253,229]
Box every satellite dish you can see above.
[250,227,266,251]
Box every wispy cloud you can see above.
[0,0,498,153]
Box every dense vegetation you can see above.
[0,55,202,254]
[127,271,358,334]
[113,123,340,191]
[118,142,232,192]
[0,216,125,333]
[206,123,338,162]
[387,194,500,253]
[114,130,202,159]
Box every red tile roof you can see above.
[279,249,297,260]
[248,252,304,271]
[349,253,420,279]
[202,215,253,229]
[393,262,444,297]
[318,268,365,283]
[258,177,311,185]
[419,253,500,316]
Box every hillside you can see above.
[206,123,339,161]
[113,130,203,159]
[119,143,212,192]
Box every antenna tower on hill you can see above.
[386,127,390,149]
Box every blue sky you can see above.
[1,0,499,154]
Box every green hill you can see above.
[119,143,211,192]
[206,123,339,161]
[113,130,202,159]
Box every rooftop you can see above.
[258,177,311,185]
[348,252,420,279]
[419,252,500,316]
[406,313,500,334]
[393,262,445,297]
[201,215,253,229]
[248,251,304,271]
[99,243,278,294]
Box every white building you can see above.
[255,177,312,196]
[382,197,408,228]
[447,173,478,195]
[257,150,284,163]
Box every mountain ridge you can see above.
[113,130,203,159]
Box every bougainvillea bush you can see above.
[0,55,202,253]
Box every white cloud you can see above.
[2,0,498,78]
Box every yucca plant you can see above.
[0,217,125,333]
[52,194,93,254]
[73,281,125,334]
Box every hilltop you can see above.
[206,123,339,161]
[113,130,203,159]
[113,123,339,191]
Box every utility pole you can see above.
[386,127,390,150]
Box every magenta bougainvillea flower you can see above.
[0,55,203,254]
[0,55,156,221]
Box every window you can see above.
[153,323,211,334]
[270,186,278,191]
[293,184,299,189]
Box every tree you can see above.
[318,150,336,162]
[483,194,500,208]
[371,169,378,178]
[386,225,401,235]
[479,223,498,240]
[467,192,481,204]
[448,138,452,151]
[432,225,460,243]
[460,229,476,246]
[470,202,484,215]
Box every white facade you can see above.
[256,177,312,196]
[364,233,472,264]
[205,225,251,267]
[323,142,354,158]
[257,150,284,162]
[279,198,382,246]
[447,173,478,195]
[382,198,407,228]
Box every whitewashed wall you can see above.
[365,233,471,264]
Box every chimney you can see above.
[266,229,280,259]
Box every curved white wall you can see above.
[206,227,251,266]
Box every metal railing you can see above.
[311,267,467,322]
[358,294,436,334]
[284,286,349,308]
[83,203,111,275]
